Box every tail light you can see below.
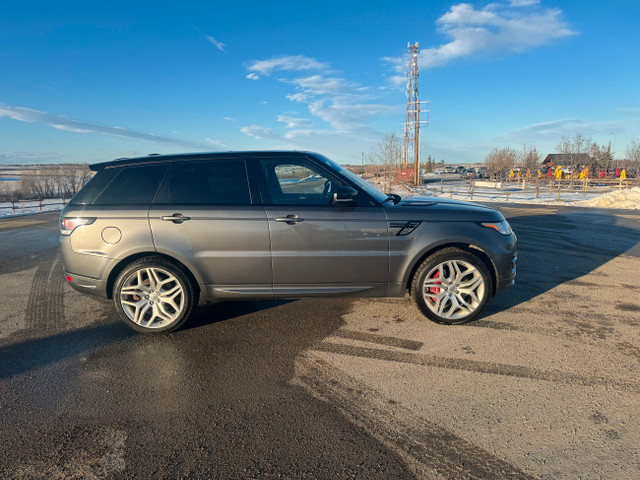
[60,217,95,235]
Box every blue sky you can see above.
[1,0,639,165]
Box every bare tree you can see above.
[376,132,402,192]
[484,147,518,179]
[557,133,593,186]
[624,138,640,173]
[521,147,541,172]
[589,142,613,171]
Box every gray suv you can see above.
[60,151,517,333]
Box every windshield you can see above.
[318,155,389,204]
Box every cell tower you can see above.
[402,42,429,185]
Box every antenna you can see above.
[402,42,430,185]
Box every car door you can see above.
[149,158,273,299]
[255,156,389,297]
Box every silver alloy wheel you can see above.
[119,267,185,329]
[422,260,485,320]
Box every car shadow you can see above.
[2,296,415,478]
[0,322,135,380]
[480,207,640,317]
[182,299,294,331]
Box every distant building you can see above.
[542,153,592,168]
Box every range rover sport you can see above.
[60,151,517,333]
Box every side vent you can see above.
[390,221,422,236]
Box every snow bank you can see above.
[579,187,640,210]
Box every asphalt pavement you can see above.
[1,206,639,479]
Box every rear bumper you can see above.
[63,269,108,298]
[60,234,110,298]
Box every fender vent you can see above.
[390,221,422,236]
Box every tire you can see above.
[411,247,491,325]
[113,256,198,333]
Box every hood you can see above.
[387,195,504,222]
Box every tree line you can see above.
[0,164,93,201]
[484,135,640,178]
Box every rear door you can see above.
[149,158,273,299]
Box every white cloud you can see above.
[494,117,630,142]
[0,151,64,164]
[223,116,236,122]
[205,35,225,52]
[0,104,207,149]
[240,125,279,140]
[247,55,331,76]
[245,54,400,141]
[286,92,310,103]
[510,0,540,6]
[308,99,400,132]
[384,2,575,71]
[283,129,334,140]
[288,75,354,96]
[277,115,312,129]
[205,138,229,148]
[246,73,260,80]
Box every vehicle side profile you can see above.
[59,151,517,333]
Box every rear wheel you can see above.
[113,256,198,333]
[412,248,491,325]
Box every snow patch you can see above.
[579,187,640,210]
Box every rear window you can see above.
[93,164,168,205]
[167,161,251,205]
[70,168,120,205]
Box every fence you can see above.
[0,198,68,215]
[409,175,639,204]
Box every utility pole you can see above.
[402,42,429,186]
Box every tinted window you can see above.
[70,168,119,205]
[168,161,250,205]
[93,164,168,205]
[260,160,345,206]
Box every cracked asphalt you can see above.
[1,205,639,479]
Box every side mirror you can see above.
[332,186,358,206]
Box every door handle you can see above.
[275,214,304,225]
[161,213,191,224]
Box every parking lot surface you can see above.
[1,205,639,479]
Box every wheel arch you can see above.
[405,242,498,297]
[105,251,201,299]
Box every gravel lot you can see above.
[1,205,639,479]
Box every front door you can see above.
[256,157,389,297]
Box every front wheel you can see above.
[412,248,491,325]
[113,256,198,333]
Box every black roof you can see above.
[542,153,592,164]
[90,150,319,171]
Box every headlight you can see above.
[481,220,512,235]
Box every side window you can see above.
[260,160,345,205]
[70,167,119,205]
[275,165,329,195]
[93,164,168,205]
[168,161,250,205]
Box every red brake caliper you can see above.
[428,271,441,304]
